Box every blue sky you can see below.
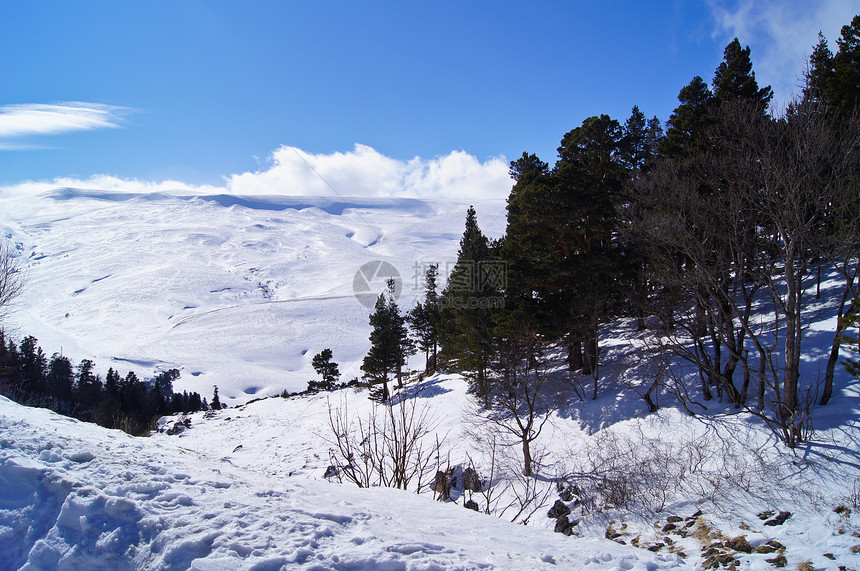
[1,1,858,199]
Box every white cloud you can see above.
[0,175,222,198]
[226,144,512,201]
[707,0,858,109]
[1,144,513,203]
[0,102,130,139]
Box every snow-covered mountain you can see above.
[0,186,506,404]
[2,185,860,570]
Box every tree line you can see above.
[0,331,224,435]
[360,16,860,452]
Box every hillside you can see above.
[1,187,860,569]
[0,185,505,404]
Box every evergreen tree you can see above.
[104,367,121,399]
[75,359,103,413]
[661,76,715,157]
[804,32,836,104]
[211,385,222,410]
[18,336,47,396]
[712,38,773,110]
[119,371,146,415]
[361,279,411,401]
[310,348,340,391]
[47,353,74,404]
[408,264,440,373]
[832,15,860,109]
[439,206,499,406]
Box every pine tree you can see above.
[804,32,836,104]
[439,206,499,406]
[362,284,401,403]
[104,367,121,399]
[75,359,103,414]
[211,385,222,410]
[832,15,860,109]
[661,76,715,157]
[47,353,74,404]
[311,348,340,391]
[712,38,773,110]
[408,264,440,373]
[18,336,47,396]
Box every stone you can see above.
[764,511,792,526]
[462,467,482,492]
[727,535,752,554]
[547,499,571,519]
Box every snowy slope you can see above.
[0,185,506,404]
[2,184,860,569]
[0,393,688,570]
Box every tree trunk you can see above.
[522,438,532,477]
[782,244,803,447]
[822,296,853,405]
[568,336,583,372]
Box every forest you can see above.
[360,17,860,455]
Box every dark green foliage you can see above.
[439,207,500,405]
[75,359,103,410]
[309,348,340,391]
[408,264,440,373]
[805,32,836,104]
[661,76,714,157]
[47,353,74,404]
[19,336,47,396]
[0,330,203,435]
[362,280,413,402]
[832,16,860,109]
[211,385,222,410]
[712,38,773,110]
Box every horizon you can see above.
[1,1,858,202]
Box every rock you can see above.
[765,554,787,568]
[462,467,482,492]
[557,482,581,502]
[727,535,752,554]
[757,510,775,520]
[547,499,571,519]
[662,523,677,532]
[464,499,479,511]
[764,511,792,526]
[323,465,338,479]
[166,422,185,436]
[666,515,683,523]
[553,515,579,536]
[434,470,454,500]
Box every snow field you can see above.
[0,394,687,569]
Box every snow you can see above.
[0,185,506,404]
[1,185,860,569]
[0,393,686,569]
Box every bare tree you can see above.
[0,240,24,323]
[325,393,443,492]
[628,100,859,447]
[484,327,555,477]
